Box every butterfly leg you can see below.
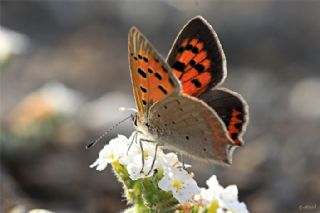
[146,143,160,175]
[138,138,155,174]
[127,131,138,155]
[179,153,187,170]
[127,130,144,154]
[174,152,184,169]
[139,138,146,173]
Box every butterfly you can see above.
[128,16,248,165]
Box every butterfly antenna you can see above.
[86,114,134,149]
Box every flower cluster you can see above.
[7,82,83,136]
[0,26,28,63]
[91,133,249,212]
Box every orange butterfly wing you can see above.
[167,16,226,97]
[128,27,181,121]
[167,16,249,146]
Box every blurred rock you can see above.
[78,91,134,132]
[289,78,320,120]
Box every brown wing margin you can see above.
[199,88,249,146]
[167,16,227,97]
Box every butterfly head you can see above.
[132,112,158,139]
[132,112,138,127]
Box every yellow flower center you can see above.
[171,180,182,190]
[207,200,219,213]
[111,160,120,168]
[143,151,149,158]
[110,153,115,160]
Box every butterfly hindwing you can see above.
[149,94,236,164]
[200,88,249,145]
[128,27,181,120]
[167,16,226,97]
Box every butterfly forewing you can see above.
[167,16,226,97]
[200,88,249,145]
[128,27,181,120]
[149,94,236,164]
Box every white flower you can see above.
[158,167,200,203]
[200,175,224,205]
[217,185,249,213]
[90,135,128,171]
[199,175,249,213]
[0,26,28,61]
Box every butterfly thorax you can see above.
[133,114,165,143]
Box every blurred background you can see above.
[1,1,320,213]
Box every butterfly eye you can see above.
[133,115,138,126]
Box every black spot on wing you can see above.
[158,85,168,95]
[236,114,242,120]
[191,79,202,88]
[155,72,162,80]
[137,68,147,78]
[173,61,185,72]
[185,44,192,50]
[140,86,147,93]
[194,64,205,73]
[235,123,242,129]
[148,68,153,73]
[231,133,238,140]
[161,65,168,73]
[192,47,199,53]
